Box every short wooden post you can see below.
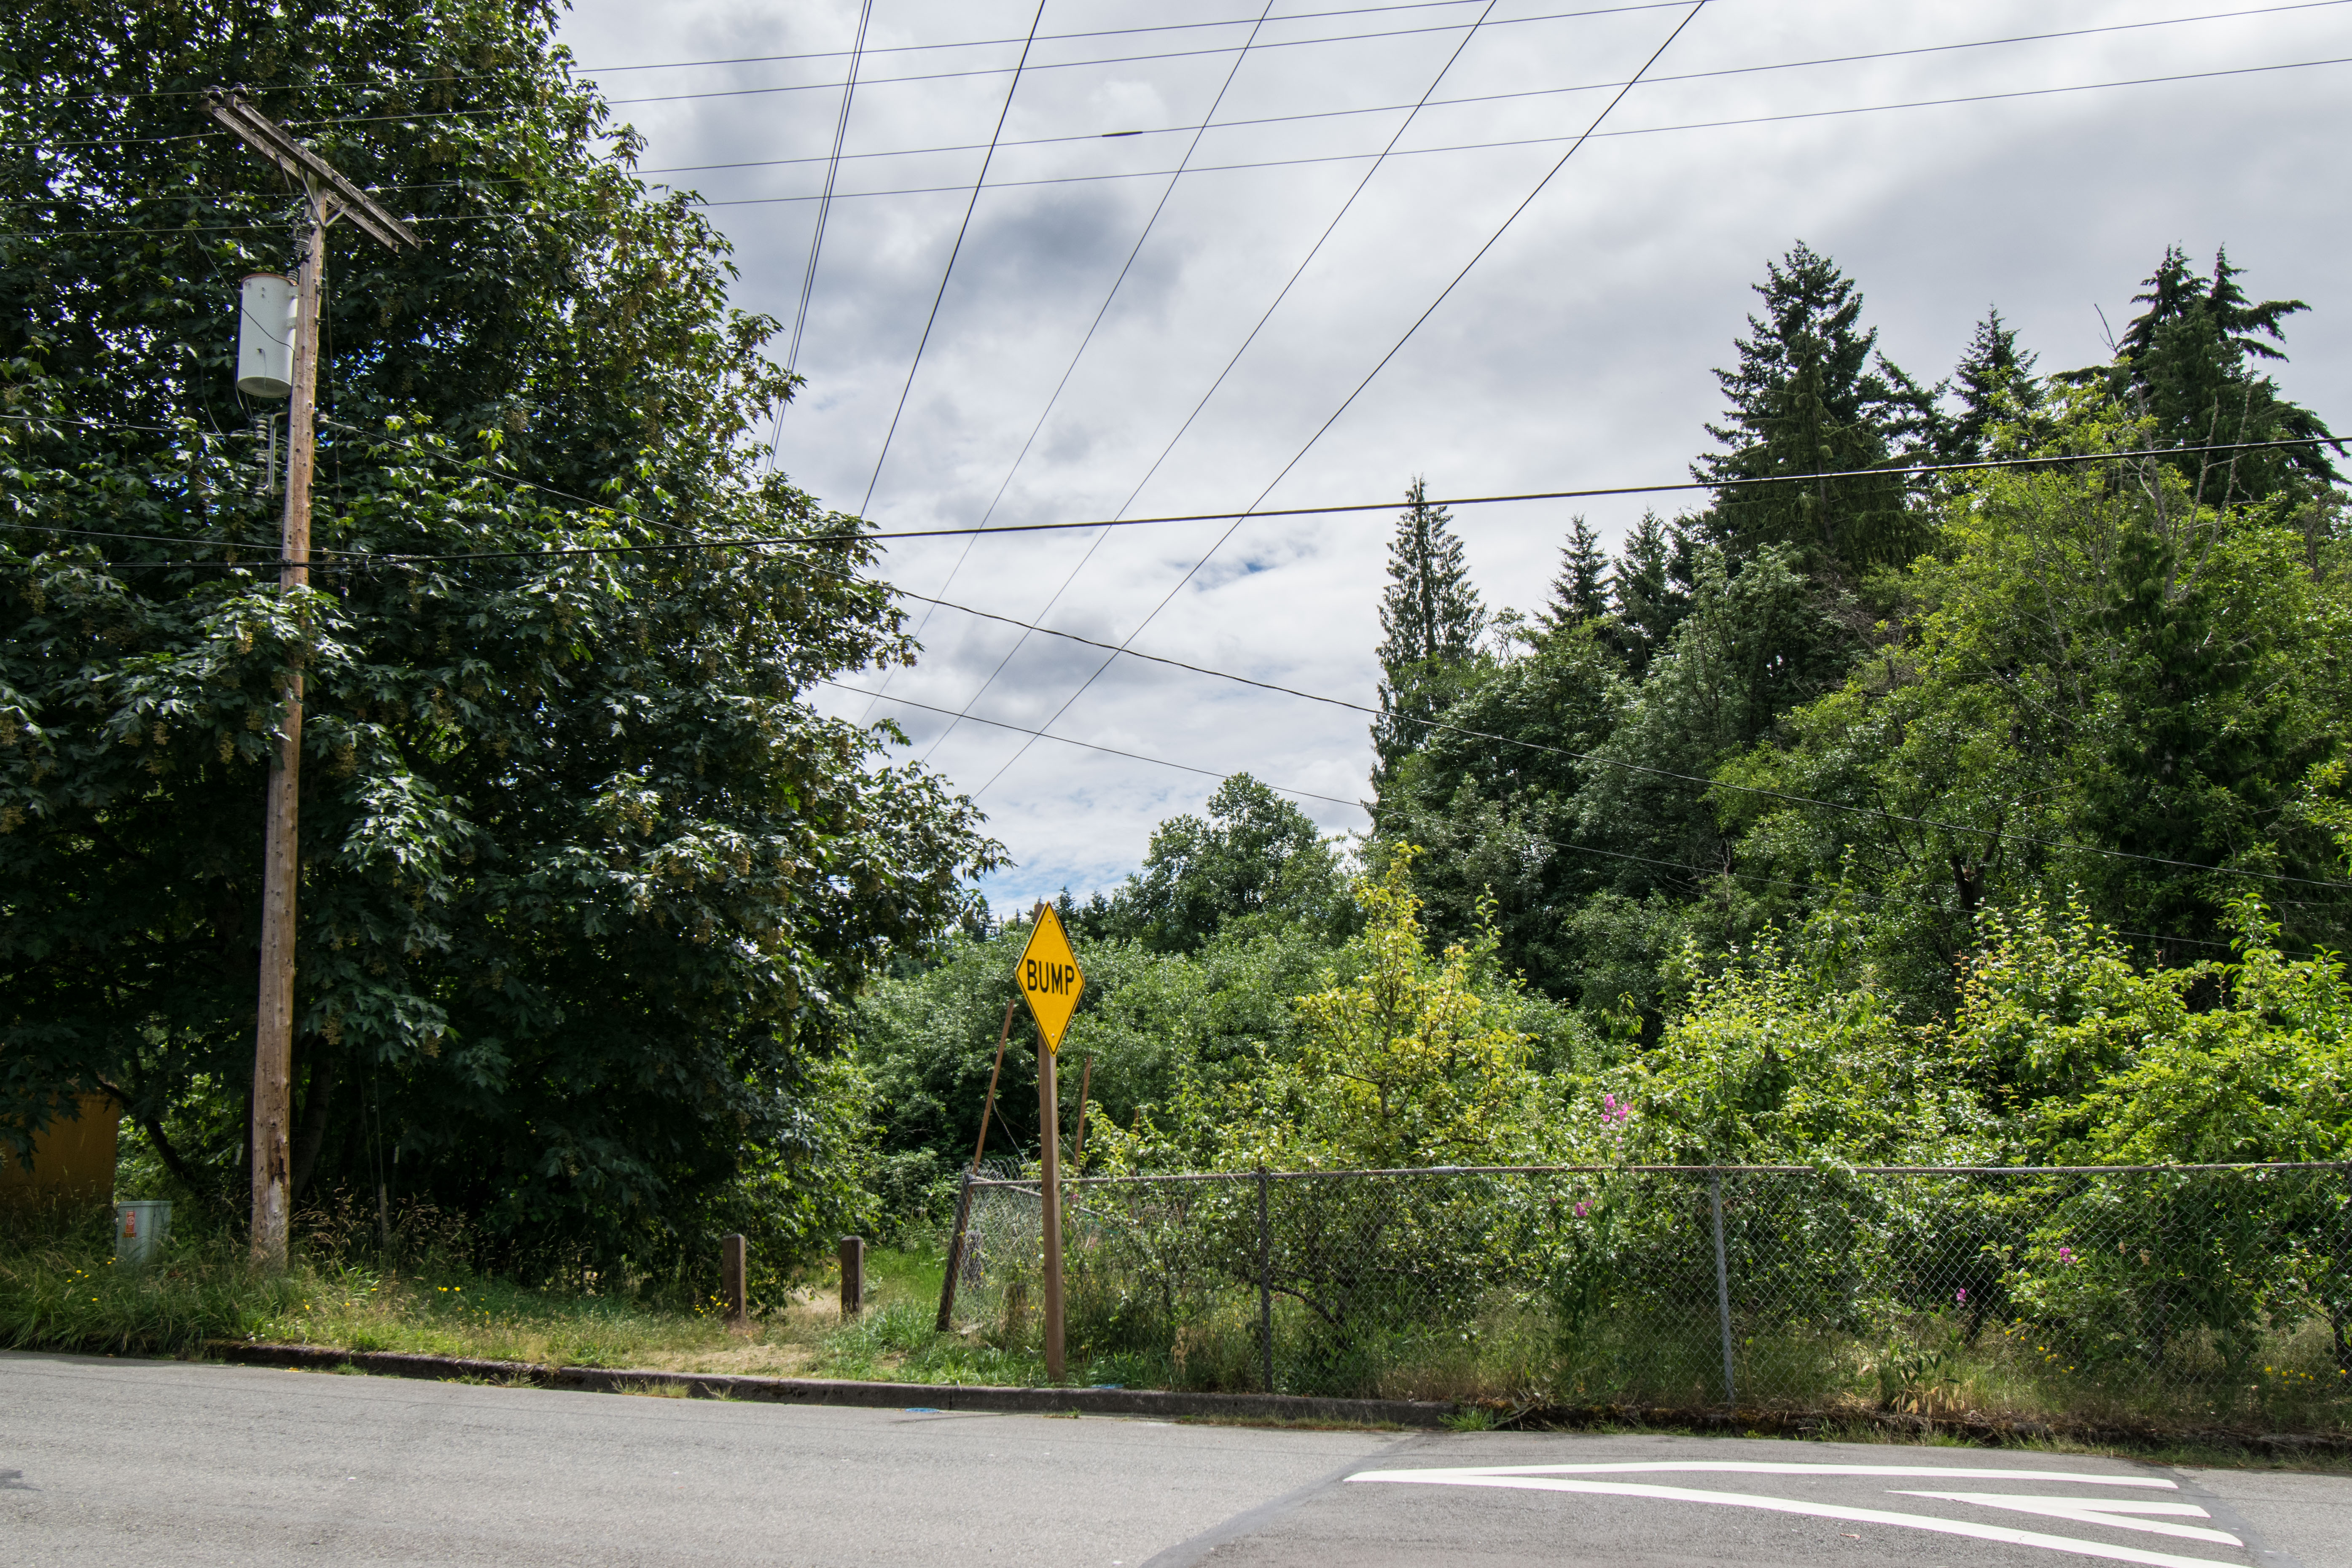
[721,1232,747,1323]
[839,1234,865,1318]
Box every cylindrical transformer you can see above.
[236,272,296,399]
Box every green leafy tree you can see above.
[855,918,1339,1180]
[1720,388,2352,996]
[1372,478,1485,786]
[1088,774,1347,954]
[1102,853,1567,1172]
[0,0,995,1276]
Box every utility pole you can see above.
[208,92,418,1270]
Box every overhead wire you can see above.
[17,0,2347,157]
[872,584,2352,894]
[767,0,875,473]
[921,0,1508,767]
[29,55,2352,235]
[857,0,1050,520]
[583,3,1690,108]
[11,437,2335,556]
[3,0,1527,102]
[28,445,2352,892]
[824,677,1360,806]
[961,0,1716,803]
[622,0,2352,178]
[860,0,1283,726]
[821,681,2299,954]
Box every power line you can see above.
[965,0,1715,804]
[858,0,1049,519]
[929,0,1507,769]
[3,1,1516,102]
[863,0,1282,726]
[611,0,2352,179]
[27,447,2352,892]
[874,586,2352,894]
[31,54,2352,238]
[587,5,1676,109]
[823,677,1361,807]
[767,0,874,473]
[19,0,2345,155]
[10,437,2333,556]
[825,681,2294,953]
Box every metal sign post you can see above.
[1016,902,1084,1380]
[207,92,419,1271]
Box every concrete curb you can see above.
[204,1341,1455,1428]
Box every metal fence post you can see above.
[1258,1165,1274,1394]
[1710,1168,1736,1407]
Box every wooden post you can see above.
[721,1232,747,1322]
[1038,1035,1064,1380]
[937,998,1017,1331]
[839,1235,864,1318]
[1071,1054,1092,1171]
[248,202,323,1273]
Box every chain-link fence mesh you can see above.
[939,1164,2352,1430]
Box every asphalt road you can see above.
[5,1350,2347,1567]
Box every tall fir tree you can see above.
[1540,514,1611,631]
[1373,478,1485,787]
[1606,511,1696,679]
[1694,242,1937,576]
[1946,307,2042,462]
[2086,245,2340,499]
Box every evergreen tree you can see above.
[1947,307,2042,462]
[1540,514,1612,631]
[1606,511,1697,678]
[2088,245,2341,499]
[1694,243,1937,575]
[1373,478,1485,783]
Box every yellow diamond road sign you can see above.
[1017,903,1084,1054]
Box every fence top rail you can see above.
[967,1160,2352,1190]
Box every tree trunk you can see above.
[290,1045,335,1205]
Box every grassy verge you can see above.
[9,1209,2349,1475]
[0,1206,1067,1382]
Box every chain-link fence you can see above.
[937,1163,2352,1430]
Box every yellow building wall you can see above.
[0,1093,119,1206]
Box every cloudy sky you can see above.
[553,0,2352,908]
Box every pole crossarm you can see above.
[205,91,420,252]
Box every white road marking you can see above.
[1893,1493,2240,1547]
[1392,1462,2174,1487]
[1345,1473,2246,1568]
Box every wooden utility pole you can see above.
[207,93,418,1270]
